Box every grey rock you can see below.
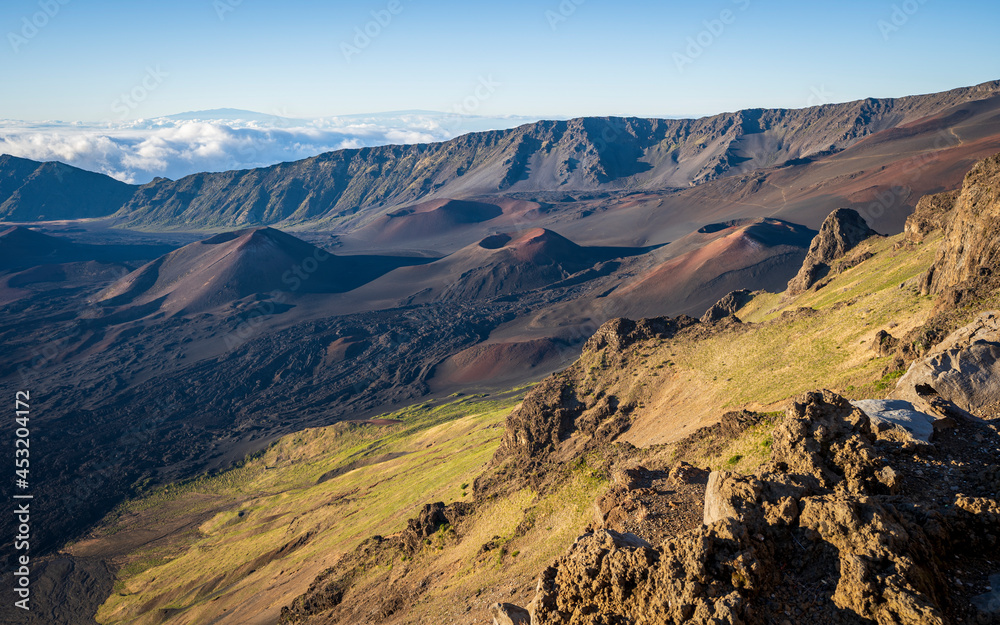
[491,602,530,625]
[851,399,936,444]
[703,471,763,525]
[972,574,1000,614]
[891,311,1000,414]
[701,289,752,323]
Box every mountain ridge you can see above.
[3,80,1000,230]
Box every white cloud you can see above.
[0,111,539,184]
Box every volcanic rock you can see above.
[891,310,1000,414]
[787,208,879,294]
[521,390,1000,624]
[923,153,1000,294]
[905,190,958,243]
[850,398,937,444]
[491,602,530,625]
[700,289,752,323]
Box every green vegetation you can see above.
[84,230,953,624]
[875,369,906,391]
[92,392,526,624]
[672,233,940,406]
[667,412,782,474]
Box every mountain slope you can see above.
[79,200,956,625]
[103,81,1000,229]
[353,227,653,305]
[97,227,423,314]
[0,155,135,221]
[0,82,998,234]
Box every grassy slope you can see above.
[696,232,940,402]
[84,393,537,624]
[84,230,948,624]
[563,232,943,453]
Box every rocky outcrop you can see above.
[512,390,1000,625]
[280,500,472,624]
[401,501,472,552]
[700,289,752,323]
[905,190,959,243]
[891,310,1000,414]
[582,316,698,353]
[851,399,939,445]
[871,329,899,357]
[491,602,531,625]
[787,208,879,294]
[923,153,1000,295]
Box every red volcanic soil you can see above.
[504,227,593,266]
[324,337,370,364]
[346,197,549,253]
[605,218,814,319]
[356,199,504,245]
[98,227,338,313]
[97,227,432,315]
[431,338,562,388]
[349,227,653,305]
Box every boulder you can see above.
[787,208,878,294]
[700,289,752,323]
[490,602,530,625]
[972,574,1000,615]
[871,329,898,357]
[891,311,1000,414]
[668,461,709,486]
[703,471,760,525]
[851,399,937,444]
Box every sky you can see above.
[0,0,998,181]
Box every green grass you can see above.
[670,233,940,406]
[87,231,947,624]
[669,413,781,474]
[875,369,906,391]
[92,391,531,625]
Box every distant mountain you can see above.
[109,81,1000,229]
[0,155,135,221]
[2,81,1000,231]
[161,108,309,124]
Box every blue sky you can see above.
[2,0,999,121]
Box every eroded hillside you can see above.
[27,152,1000,625]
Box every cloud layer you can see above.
[0,111,538,184]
